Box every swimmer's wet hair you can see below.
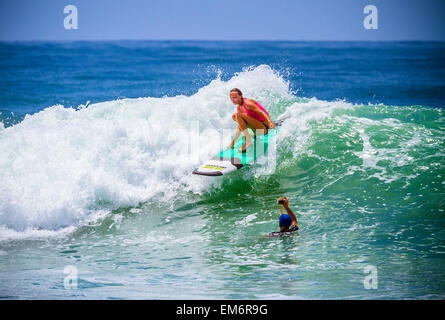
[230,88,243,96]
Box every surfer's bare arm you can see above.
[283,197,298,227]
[229,126,241,149]
[245,100,276,129]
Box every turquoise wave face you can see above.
[281,104,444,217]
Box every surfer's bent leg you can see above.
[234,112,255,152]
[238,113,267,136]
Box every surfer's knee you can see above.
[233,112,244,122]
[238,112,247,120]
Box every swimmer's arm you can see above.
[283,199,298,227]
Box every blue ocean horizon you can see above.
[1,40,444,127]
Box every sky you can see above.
[1,0,444,41]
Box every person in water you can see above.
[267,197,299,237]
[229,88,276,152]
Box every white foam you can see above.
[348,116,424,183]
[0,64,359,240]
[235,213,257,226]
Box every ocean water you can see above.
[0,41,444,299]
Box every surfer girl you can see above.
[228,88,276,152]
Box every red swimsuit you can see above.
[238,98,269,122]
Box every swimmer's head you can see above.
[279,214,292,229]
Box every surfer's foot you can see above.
[239,141,254,153]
